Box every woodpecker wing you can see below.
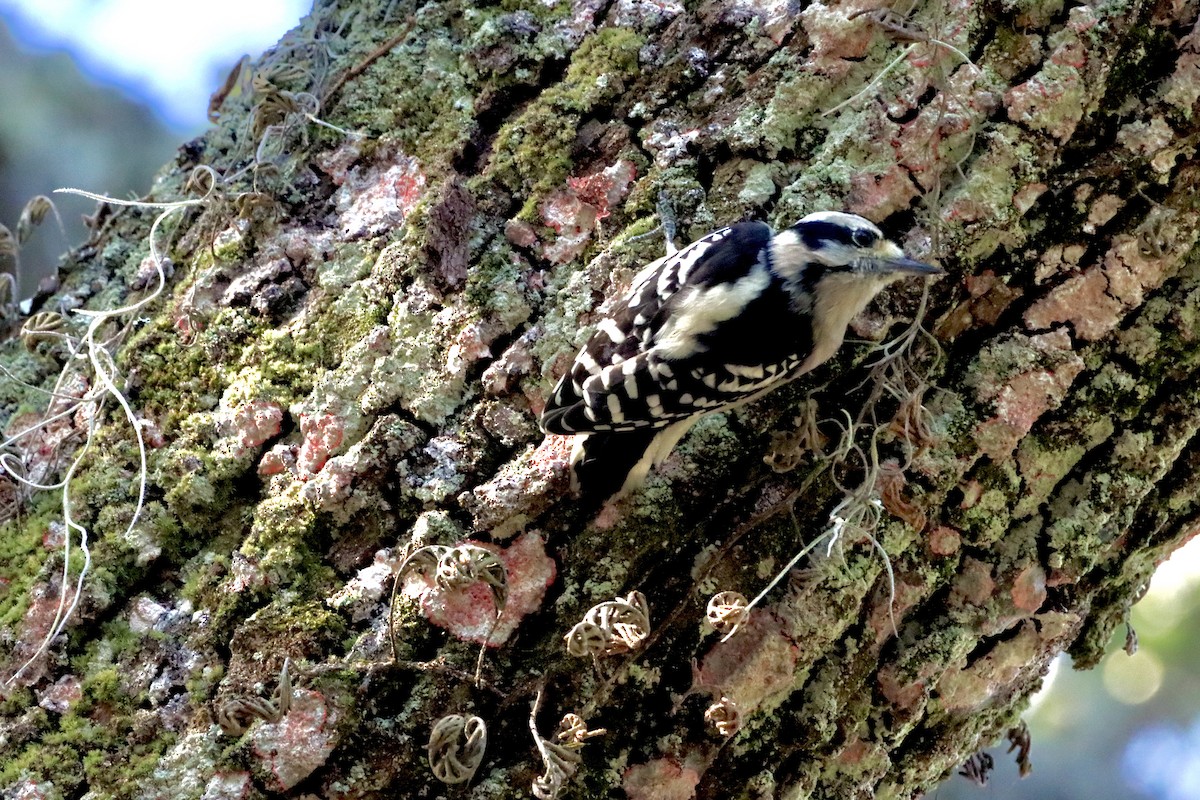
[541,222,804,435]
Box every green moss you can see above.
[0,686,35,716]
[489,28,645,210]
[330,16,472,166]
[555,28,643,111]
[0,494,59,629]
[0,743,85,791]
[83,733,177,800]
[231,596,348,661]
[236,490,338,597]
[245,491,315,553]
[81,666,124,707]
[491,103,579,212]
[158,447,240,536]
[127,322,220,427]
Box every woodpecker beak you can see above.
[881,255,943,276]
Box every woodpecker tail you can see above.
[570,419,698,501]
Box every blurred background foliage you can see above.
[0,19,177,298]
[0,3,1198,798]
[939,538,1200,800]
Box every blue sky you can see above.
[0,0,310,131]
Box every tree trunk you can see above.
[2,1,1198,798]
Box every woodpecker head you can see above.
[788,211,941,282]
[768,212,942,350]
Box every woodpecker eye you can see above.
[851,229,878,248]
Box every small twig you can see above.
[323,21,416,106]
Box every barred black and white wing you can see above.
[542,222,799,436]
[540,222,818,497]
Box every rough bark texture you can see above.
[2,1,1199,798]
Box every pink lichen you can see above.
[333,153,426,239]
[974,361,1084,459]
[231,401,283,452]
[569,160,637,217]
[1084,194,1123,234]
[1010,564,1048,613]
[927,526,962,556]
[1034,243,1087,285]
[315,137,364,185]
[1025,234,1179,340]
[837,738,889,769]
[692,610,799,714]
[1005,62,1085,143]
[257,444,296,477]
[5,584,65,685]
[402,532,557,646]
[623,757,703,800]
[936,622,1041,712]
[867,575,925,644]
[1004,7,1097,143]
[950,558,995,608]
[973,329,1084,460]
[1117,116,1175,161]
[1012,182,1047,216]
[252,689,340,791]
[541,160,636,264]
[446,322,496,377]
[5,376,88,490]
[876,664,927,712]
[1163,19,1200,113]
[799,2,876,71]
[300,454,363,515]
[894,98,980,193]
[297,413,344,478]
[848,166,919,220]
[505,218,540,248]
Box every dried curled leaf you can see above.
[20,312,69,351]
[555,713,606,748]
[876,459,927,532]
[529,690,583,800]
[850,7,931,44]
[399,543,508,618]
[1006,720,1033,778]
[0,225,17,262]
[764,400,827,473]
[958,751,995,786]
[16,195,57,246]
[705,591,749,640]
[563,591,650,658]
[217,658,293,735]
[428,714,487,785]
[704,696,740,737]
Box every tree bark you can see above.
[2,1,1199,798]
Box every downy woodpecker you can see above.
[540,212,943,498]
